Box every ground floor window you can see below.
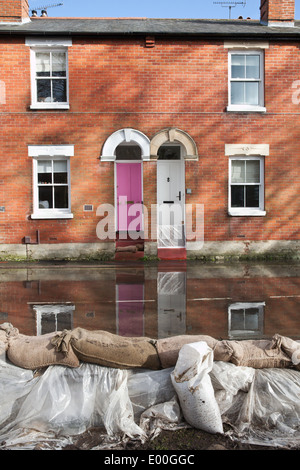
[31,156,73,219]
[228,302,265,339]
[229,156,266,216]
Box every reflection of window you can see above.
[228,51,265,112]
[229,156,266,216]
[228,302,265,339]
[31,154,73,219]
[34,304,75,336]
[30,49,69,109]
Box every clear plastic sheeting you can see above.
[0,357,180,450]
[220,367,300,448]
[158,225,185,248]
[2,347,300,449]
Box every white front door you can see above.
[157,160,185,248]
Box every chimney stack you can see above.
[260,0,295,27]
[0,0,30,23]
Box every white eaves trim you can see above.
[28,145,74,157]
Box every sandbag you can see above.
[156,335,218,369]
[171,341,223,434]
[224,338,292,369]
[0,323,19,357]
[53,328,161,370]
[7,332,80,370]
[271,334,300,370]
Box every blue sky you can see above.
[29,0,300,20]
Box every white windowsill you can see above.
[30,104,70,110]
[228,209,266,217]
[227,105,266,113]
[31,211,74,220]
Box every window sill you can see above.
[31,211,73,220]
[228,209,266,217]
[227,105,266,113]
[30,104,70,110]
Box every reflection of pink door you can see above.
[117,163,142,232]
[117,284,144,336]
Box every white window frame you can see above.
[33,304,75,336]
[227,50,266,113]
[26,37,72,110]
[28,145,74,219]
[228,156,266,216]
[228,302,265,339]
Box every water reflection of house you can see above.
[0,264,299,341]
[0,0,299,263]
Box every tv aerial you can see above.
[213,1,246,19]
[31,3,64,16]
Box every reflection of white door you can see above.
[157,160,185,247]
[157,272,186,338]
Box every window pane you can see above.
[158,146,181,160]
[36,53,50,77]
[231,185,244,207]
[246,55,260,79]
[52,79,67,102]
[230,309,245,330]
[245,312,259,330]
[52,52,66,77]
[246,186,260,207]
[54,186,68,209]
[115,144,142,160]
[245,82,259,105]
[38,160,52,184]
[37,79,51,102]
[246,160,260,183]
[231,160,245,183]
[39,186,53,209]
[231,82,244,105]
[54,160,68,184]
[231,55,245,79]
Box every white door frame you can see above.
[156,145,186,248]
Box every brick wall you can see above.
[0,35,300,246]
[260,0,295,23]
[0,0,29,22]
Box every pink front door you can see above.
[116,163,142,232]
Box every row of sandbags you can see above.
[1,322,300,371]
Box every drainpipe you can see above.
[23,230,40,259]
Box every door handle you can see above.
[176,191,181,201]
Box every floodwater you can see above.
[0,261,299,341]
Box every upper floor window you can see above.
[228,50,266,112]
[26,37,72,110]
[35,51,68,104]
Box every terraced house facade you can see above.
[0,0,299,261]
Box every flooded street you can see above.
[0,260,299,341]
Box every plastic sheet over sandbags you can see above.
[2,347,300,449]
[0,356,180,450]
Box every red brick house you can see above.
[0,0,299,261]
